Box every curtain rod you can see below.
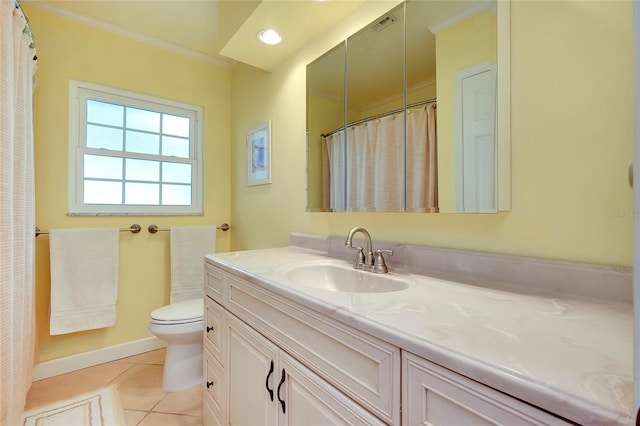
[14,0,37,55]
[321,98,436,139]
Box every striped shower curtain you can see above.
[322,104,437,212]
[0,1,38,424]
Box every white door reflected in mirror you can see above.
[454,62,497,213]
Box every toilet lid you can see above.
[150,298,203,323]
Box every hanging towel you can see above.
[170,226,216,303]
[49,228,119,335]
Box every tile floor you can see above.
[25,348,203,425]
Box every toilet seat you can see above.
[150,298,203,325]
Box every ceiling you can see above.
[307,0,487,109]
[24,0,367,71]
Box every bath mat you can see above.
[21,386,125,426]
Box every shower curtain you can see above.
[346,112,405,212]
[407,103,438,213]
[322,104,437,212]
[323,129,347,212]
[0,2,37,424]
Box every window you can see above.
[68,80,203,215]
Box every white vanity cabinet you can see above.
[204,258,585,426]
[203,262,401,426]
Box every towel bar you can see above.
[35,224,141,237]
[148,223,230,233]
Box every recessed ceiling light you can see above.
[257,29,282,45]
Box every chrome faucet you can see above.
[345,227,393,273]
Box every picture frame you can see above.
[246,120,272,186]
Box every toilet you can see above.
[149,298,204,392]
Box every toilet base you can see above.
[162,341,203,392]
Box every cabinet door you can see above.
[226,314,279,426]
[279,351,386,426]
[402,352,572,426]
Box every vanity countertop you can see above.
[205,246,633,426]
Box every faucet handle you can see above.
[347,245,366,270]
[372,249,394,274]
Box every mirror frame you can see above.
[496,0,511,211]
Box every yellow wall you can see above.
[230,0,633,267]
[436,9,497,212]
[26,6,231,362]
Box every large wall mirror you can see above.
[306,0,510,213]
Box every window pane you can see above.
[87,100,123,127]
[87,124,123,151]
[125,182,159,204]
[126,130,159,155]
[126,107,160,132]
[84,155,122,179]
[126,159,159,182]
[162,184,191,205]
[84,180,122,204]
[162,162,191,184]
[162,114,190,137]
[162,136,190,158]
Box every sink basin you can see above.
[279,260,412,293]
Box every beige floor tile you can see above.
[112,364,167,411]
[153,387,203,416]
[137,412,203,426]
[25,350,202,424]
[123,409,148,426]
[26,360,133,405]
[123,348,166,365]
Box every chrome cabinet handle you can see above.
[276,369,286,414]
[265,360,274,401]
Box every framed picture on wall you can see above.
[246,120,272,186]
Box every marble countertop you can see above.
[205,246,633,425]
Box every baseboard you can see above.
[33,337,166,381]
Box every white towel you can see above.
[49,228,119,335]
[170,226,216,303]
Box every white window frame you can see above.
[68,80,204,215]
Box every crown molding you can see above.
[429,1,493,35]
[26,1,232,68]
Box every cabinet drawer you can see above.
[205,265,224,303]
[204,297,225,364]
[402,352,573,426]
[204,348,226,425]
[226,274,401,425]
